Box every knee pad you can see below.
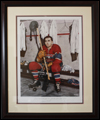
[29,62,41,70]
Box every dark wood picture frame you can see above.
[1,1,99,119]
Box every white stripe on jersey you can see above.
[55,58,62,61]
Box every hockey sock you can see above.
[54,73,61,83]
[31,70,39,81]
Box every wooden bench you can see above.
[21,65,79,89]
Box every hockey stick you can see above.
[37,28,50,81]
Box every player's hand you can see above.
[43,66,50,71]
[36,56,43,63]
[43,62,53,71]
[38,50,46,59]
[47,62,53,68]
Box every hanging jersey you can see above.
[50,20,58,44]
[20,22,26,51]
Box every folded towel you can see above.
[61,65,75,73]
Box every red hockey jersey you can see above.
[42,44,62,64]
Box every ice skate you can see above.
[56,82,61,92]
[28,80,41,91]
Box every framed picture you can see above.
[17,15,82,104]
[1,1,99,119]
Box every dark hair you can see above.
[44,36,53,41]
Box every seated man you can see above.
[28,36,63,92]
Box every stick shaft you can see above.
[37,28,50,80]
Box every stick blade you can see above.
[42,79,49,92]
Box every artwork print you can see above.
[17,16,83,103]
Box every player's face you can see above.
[45,38,53,48]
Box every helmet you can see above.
[29,21,38,32]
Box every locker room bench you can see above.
[20,64,79,89]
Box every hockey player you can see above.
[29,36,63,92]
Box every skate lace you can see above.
[56,83,60,89]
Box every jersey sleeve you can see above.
[53,45,62,64]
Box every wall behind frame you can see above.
[20,20,79,70]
